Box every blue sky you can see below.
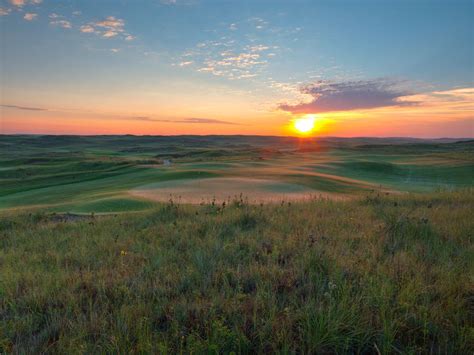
[1,0,473,136]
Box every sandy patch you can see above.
[130,177,343,204]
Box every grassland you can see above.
[0,135,472,211]
[1,189,473,353]
[0,135,473,353]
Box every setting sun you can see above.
[293,115,316,134]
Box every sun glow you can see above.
[293,115,316,134]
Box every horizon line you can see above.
[0,133,472,140]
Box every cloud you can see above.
[176,16,284,81]
[187,40,269,79]
[0,105,245,126]
[95,17,123,38]
[95,16,124,31]
[160,0,196,5]
[279,79,415,114]
[249,17,268,30]
[0,7,11,15]
[23,12,37,21]
[80,24,96,33]
[179,118,241,125]
[48,14,72,29]
[9,0,40,6]
[9,0,26,6]
[50,20,72,29]
[131,116,241,125]
[102,30,118,38]
[247,44,270,52]
[1,104,47,111]
[79,16,134,41]
[178,61,193,67]
[396,88,474,113]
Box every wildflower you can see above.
[120,250,127,256]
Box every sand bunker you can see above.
[130,177,337,204]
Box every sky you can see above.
[0,0,473,137]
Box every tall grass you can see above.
[1,189,473,353]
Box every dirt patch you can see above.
[130,177,345,204]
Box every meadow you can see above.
[1,135,472,212]
[1,189,473,353]
[0,135,473,353]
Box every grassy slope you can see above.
[0,165,219,210]
[1,190,473,353]
[315,158,474,191]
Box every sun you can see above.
[293,115,316,134]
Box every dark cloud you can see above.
[130,116,242,125]
[1,104,48,111]
[279,79,415,114]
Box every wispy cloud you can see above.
[103,30,118,38]
[79,16,135,41]
[0,7,11,15]
[50,19,72,29]
[249,17,268,30]
[131,116,242,125]
[23,12,37,21]
[95,16,124,30]
[178,61,193,67]
[279,79,416,114]
[160,0,195,5]
[180,117,242,125]
[95,16,124,38]
[190,42,270,80]
[175,16,296,82]
[1,104,47,111]
[9,0,41,7]
[396,88,474,113]
[1,104,243,125]
[80,24,95,33]
[9,0,26,6]
[11,9,130,42]
[179,39,274,80]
